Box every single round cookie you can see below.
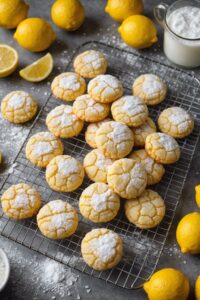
[145,132,181,164]
[158,107,194,139]
[95,121,134,159]
[1,91,38,124]
[111,95,148,127]
[79,182,120,223]
[84,149,114,183]
[46,105,84,138]
[1,183,41,219]
[37,200,78,239]
[129,149,165,185]
[74,50,108,79]
[51,72,86,102]
[46,155,85,192]
[88,74,123,103]
[125,189,166,229]
[132,117,157,147]
[107,158,147,199]
[85,118,111,148]
[73,94,110,122]
[133,74,167,106]
[25,132,64,168]
[81,228,123,271]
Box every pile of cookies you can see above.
[0,50,194,271]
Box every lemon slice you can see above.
[19,53,53,82]
[0,44,19,78]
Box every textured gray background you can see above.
[0,0,200,299]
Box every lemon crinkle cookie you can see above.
[158,107,194,139]
[37,200,78,239]
[79,182,120,223]
[73,94,110,122]
[88,74,123,103]
[84,149,114,183]
[51,72,86,101]
[25,132,64,168]
[74,50,108,79]
[132,117,157,147]
[125,189,166,229]
[145,132,181,164]
[1,183,41,219]
[107,158,147,199]
[95,121,134,159]
[1,91,38,123]
[46,155,85,192]
[133,74,167,105]
[85,118,111,148]
[129,149,165,185]
[81,228,123,270]
[111,95,148,127]
[46,105,84,138]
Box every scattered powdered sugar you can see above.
[82,51,103,70]
[59,74,81,91]
[169,109,190,128]
[11,193,29,208]
[50,212,74,230]
[108,122,131,143]
[90,232,117,263]
[143,74,163,95]
[95,151,113,170]
[58,158,79,176]
[8,94,25,109]
[158,133,178,151]
[32,142,53,157]
[143,157,154,173]
[120,96,145,116]
[86,97,104,113]
[48,200,66,213]
[91,189,112,212]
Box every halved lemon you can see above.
[0,44,19,78]
[19,53,54,82]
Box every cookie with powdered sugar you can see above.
[133,74,167,106]
[111,95,148,127]
[46,105,84,138]
[132,117,157,147]
[79,182,120,223]
[107,158,147,199]
[84,149,114,183]
[1,91,38,124]
[73,94,110,122]
[81,228,123,270]
[88,74,123,103]
[45,155,84,192]
[37,200,78,239]
[1,183,41,219]
[129,149,165,185]
[95,121,134,159]
[25,132,64,168]
[158,107,194,138]
[145,132,180,164]
[74,50,108,79]
[85,118,111,148]
[51,72,86,101]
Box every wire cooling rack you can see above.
[0,41,200,289]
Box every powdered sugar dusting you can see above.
[120,96,146,116]
[90,232,118,263]
[49,106,77,127]
[95,150,113,170]
[50,212,74,230]
[108,122,132,143]
[58,158,79,176]
[48,200,66,213]
[143,157,154,173]
[11,193,29,208]
[59,74,81,91]
[82,51,103,70]
[143,74,163,95]
[158,133,178,151]
[169,108,190,126]
[32,142,53,156]
[91,189,112,212]
[8,94,25,109]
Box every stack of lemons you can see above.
[105,0,158,49]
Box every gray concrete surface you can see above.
[0,0,199,299]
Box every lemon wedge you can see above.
[19,53,53,82]
[0,44,18,78]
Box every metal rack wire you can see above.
[0,41,200,289]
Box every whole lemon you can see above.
[143,268,190,300]
[195,276,200,300]
[0,0,29,29]
[14,18,56,52]
[105,0,143,23]
[118,15,158,49]
[176,212,200,254]
[51,0,85,31]
[195,185,200,208]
